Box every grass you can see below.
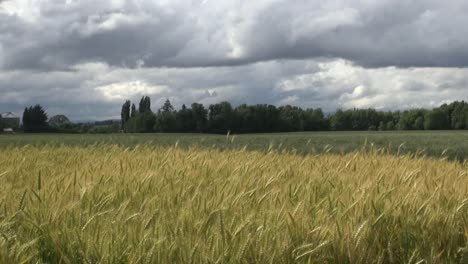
[0,144,467,263]
[1,131,468,161]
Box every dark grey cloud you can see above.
[0,1,200,70]
[2,0,468,70]
[235,0,468,68]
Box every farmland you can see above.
[0,132,467,263]
[1,131,468,161]
[0,144,467,263]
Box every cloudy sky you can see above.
[1,0,468,120]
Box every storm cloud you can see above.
[1,0,468,120]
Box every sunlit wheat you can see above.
[0,144,466,263]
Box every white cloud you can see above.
[0,0,41,23]
[277,59,468,110]
[95,81,168,101]
[1,59,468,120]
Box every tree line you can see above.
[1,105,120,133]
[4,99,467,133]
[121,97,468,133]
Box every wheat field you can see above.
[0,144,467,263]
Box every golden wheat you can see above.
[0,144,467,263]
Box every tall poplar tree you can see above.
[131,104,137,118]
[121,100,131,130]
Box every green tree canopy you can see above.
[155,99,177,132]
[121,100,131,131]
[208,101,234,133]
[139,96,152,113]
[23,105,48,133]
[161,99,175,113]
[191,103,208,133]
[131,104,137,118]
